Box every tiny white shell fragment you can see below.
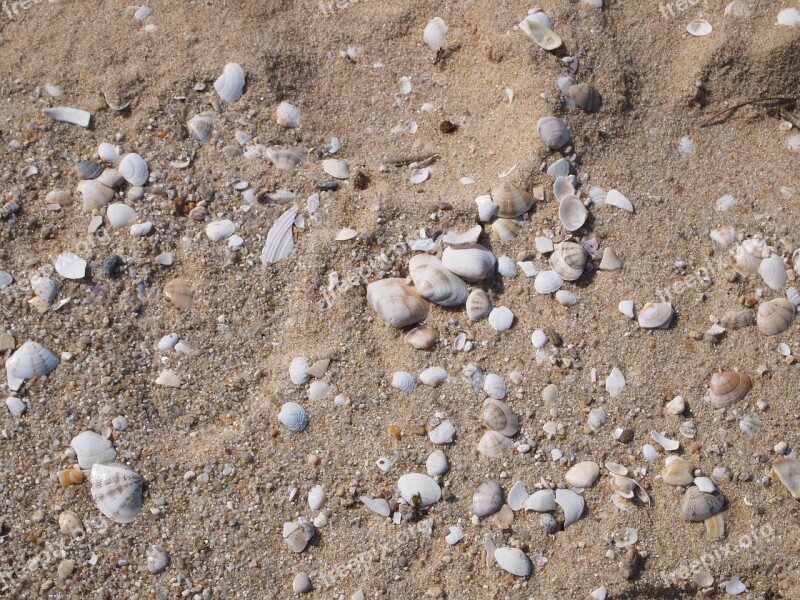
[651,430,680,451]
[107,203,137,228]
[276,101,300,128]
[605,368,626,397]
[555,489,585,527]
[507,481,528,511]
[130,222,153,237]
[555,290,577,306]
[488,307,514,332]
[98,143,122,165]
[426,449,449,476]
[308,485,325,510]
[260,205,298,264]
[565,461,600,488]
[531,330,548,348]
[618,300,635,319]
[642,444,659,461]
[475,195,498,222]
[445,525,463,546]
[497,256,517,277]
[290,357,311,385]
[687,19,713,36]
[605,189,633,212]
[155,369,180,388]
[547,158,570,178]
[725,576,747,596]
[157,333,179,352]
[524,489,556,512]
[335,228,358,241]
[716,194,736,211]
[410,168,430,184]
[360,495,391,517]
[55,252,87,279]
[777,8,800,26]
[517,261,539,277]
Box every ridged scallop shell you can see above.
[758,254,787,291]
[482,374,507,400]
[569,83,602,113]
[680,486,723,522]
[492,218,521,241]
[537,116,571,150]
[260,205,299,265]
[491,181,533,218]
[534,270,563,294]
[6,341,58,390]
[214,63,245,104]
[409,254,468,307]
[276,101,300,128]
[466,289,492,321]
[206,219,236,242]
[549,242,587,281]
[278,402,309,432]
[428,420,456,444]
[391,371,416,393]
[709,371,751,408]
[266,147,307,172]
[565,461,600,488]
[71,431,116,470]
[637,302,674,329]
[555,488,585,528]
[419,367,448,387]
[524,489,556,512]
[90,462,144,524]
[397,473,441,508]
[477,430,512,457]
[78,179,114,212]
[187,112,214,143]
[662,457,694,486]
[599,247,622,271]
[289,357,311,385]
[164,278,193,310]
[426,449,449,476]
[756,298,795,336]
[482,399,518,436]
[441,244,496,281]
[367,278,430,328]
[519,19,563,50]
[30,276,58,303]
[494,547,532,578]
[724,0,749,17]
[788,287,800,307]
[558,195,587,231]
[472,480,503,517]
[404,325,439,350]
[118,153,149,186]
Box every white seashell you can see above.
[537,116,571,149]
[58,511,84,537]
[475,195,498,222]
[599,247,622,271]
[77,180,114,212]
[534,271,563,294]
[43,106,91,128]
[518,261,539,277]
[97,142,122,165]
[206,220,235,242]
[322,159,349,179]
[519,18,562,50]
[278,402,308,432]
[547,158,570,178]
[98,169,125,190]
[214,63,245,104]
[155,369,180,388]
[6,341,58,391]
[157,333,179,352]
[367,278,429,328]
[651,430,680,451]
[687,19,713,36]
[289,357,311,385]
[307,380,330,401]
[758,254,787,291]
[638,302,674,329]
[442,244,496,281]
[777,7,800,26]
[549,242,587,281]
[507,481,528,511]
[442,225,482,246]
[725,576,747,596]
[308,485,325,510]
[360,495,391,516]
[266,147,307,172]
[107,203,137,228]
[30,276,58,303]
[130,222,152,237]
[715,194,736,211]
[558,195,587,231]
[555,290,577,307]
[397,473,441,507]
[735,246,760,274]
[283,518,315,553]
[187,112,213,143]
[477,430,512,457]
[423,16,448,51]
[409,254,468,307]
[531,329,548,348]
[724,1,749,17]
[119,153,149,186]
[614,527,638,549]
[788,287,800,307]
[524,489,556,512]
[488,306,514,332]
[419,367,448,388]
[694,476,717,494]
[553,176,576,201]
[492,219,521,241]
[445,525,463,546]
[335,228,357,241]
[472,480,503,517]
[90,462,144,524]
[491,181,533,218]
[428,420,456,444]
[497,256,517,277]
[391,371,416,393]
[466,289,492,321]
[482,374,506,399]
[276,101,300,128]
[565,461,600,488]
[711,226,737,247]
[426,450,449,476]
[618,300,635,319]
[494,547,532,577]
[260,205,298,264]
[605,367,626,397]
[605,189,633,212]
[45,189,73,206]
[146,546,170,574]
[525,10,551,27]
[6,396,26,416]
[555,488,584,527]
[70,431,116,469]
[772,457,800,499]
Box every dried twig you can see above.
[386,154,440,167]
[699,96,797,127]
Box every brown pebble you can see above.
[58,468,84,488]
[388,425,402,441]
[439,120,458,134]
[544,326,562,347]
[620,548,642,580]
[415,425,427,436]
[617,429,634,444]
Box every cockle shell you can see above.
[472,480,503,517]
[771,457,800,499]
[187,112,213,143]
[599,247,622,271]
[758,254,788,291]
[30,276,58,303]
[366,278,430,328]
[404,325,439,350]
[391,371,416,393]
[426,450,449,476]
[90,462,144,524]
[709,371,751,408]
[397,473,441,508]
[78,179,114,212]
[547,157,570,178]
[537,116,571,150]
[322,159,349,179]
[276,101,300,128]
[549,242,587,281]
[119,153,149,186]
[260,205,299,264]
[680,486,724,522]
[165,278,193,310]
[565,461,600,488]
[488,306,514,332]
[662,457,693,486]
[483,374,507,400]
[283,517,315,553]
[477,430,512,457]
[534,271,563,294]
[756,298,795,336]
[788,287,800,307]
[419,367,448,387]
[441,244,496,281]
[494,547,532,577]
[409,254,468,307]
[429,420,456,444]
[266,147,307,172]
[569,83,602,112]
[555,488,585,527]
[423,17,448,51]
[492,218,521,241]
[278,402,309,432]
[466,289,492,321]
[558,195,587,231]
[519,19,563,50]
[482,399,518,436]
[214,63,245,104]
[206,220,236,242]
[491,181,533,218]
[6,341,59,391]
[71,431,116,469]
[637,302,674,329]
[525,489,556,512]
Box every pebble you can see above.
[5,396,26,416]
[292,572,312,594]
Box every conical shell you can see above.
[119,153,149,186]
[565,461,600,488]
[71,431,116,470]
[549,242,587,281]
[409,254,468,307]
[472,480,503,517]
[397,473,441,508]
[466,289,492,321]
[477,430,512,457]
[679,486,724,522]
[599,247,622,271]
[90,462,144,524]
[6,341,58,391]
[491,181,533,218]
[165,278,193,310]
[519,19,563,50]
[30,276,58,303]
[78,179,114,212]
[404,325,439,350]
[558,194,587,231]
[772,457,800,499]
[537,116,571,150]
[187,112,214,143]
[494,547,532,577]
[637,302,674,329]
[279,402,309,432]
[214,63,245,104]
[441,244,496,282]
[569,83,602,113]
[482,399,518,436]
[756,298,795,336]
[709,371,751,408]
[366,278,430,328]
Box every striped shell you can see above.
[549,242,587,281]
[90,462,144,524]
[756,298,795,336]
[214,63,245,104]
[6,341,59,391]
[70,431,116,470]
[409,254,468,307]
[466,289,492,321]
[472,480,503,517]
[118,153,149,186]
[477,430,512,457]
[164,278,193,310]
[534,270,564,294]
[680,486,724,522]
[491,181,533,218]
[709,371,751,408]
[391,371,416,393]
[537,116,571,150]
[187,112,214,143]
[260,205,299,264]
[482,399,518,436]
[367,278,430,328]
[637,302,674,329]
[758,254,788,291]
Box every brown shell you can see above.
[569,83,602,113]
[720,309,754,330]
[366,278,430,328]
[756,298,795,336]
[490,181,533,218]
[404,325,439,350]
[709,371,751,408]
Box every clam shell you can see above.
[43,106,90,128]
[206,219,236,242]
[519,19,563,50]
[472,480,503,517]
[547,158,570,178]
[720,309,754,330]
[391,371,416,393]
[45,189,73,206]
[442,225,482,246]
[71,431,116,470]
[441,244,496,281]
[419,367,448,387]
[308,485,325,510]
[680,486,723,522]
[475,194,498,222]
[119,153,149,186]
[322,159,349,179]
[637,302,674,329]
[735,246,760,273]
[107,203,136,228]
[758,254,788,291]
[491,181,533,218]
[524,489,556,512]
[397,473,441,507]
[6,341,58,390]
[756,298,795,336]
[599,247,622,271]
[497,256,517,277]
[488,306,514,332]
[534,270,564,294]
[187,112,214,143]
[549,242,587,281]
[428,420,456,444]
[537,116,571,149]
[78,179,114,212]
[662,457,694,486]
[494,547,532,577]
[276,101,300,128]
[164,278,193,310]
[557,75,577,96]
[404,325,439,350]
[709,371,751,408]
[283,517,315,553]
[409,254,468,307]
[90,462,144,524]
[266,147,307,172]
[492,218,521,241]
[569,83,602,112]
[423,16,448,51]
[477,430,512,457]
[553,175,575,201]
[466,289,492,321]
[366,278,430,328]
[307,380,330,401]
[565,461,600,488]
[426,449,449,476]
[724,0,749,17]
[772,457,800,499]
[687,19,713,36]
[278,402,309,432]
[260,205,299,264]
[97,142,121,165]
[555,488,585,527]
[482,398,518,436]
[214,63,245,104]
[558,194,587,231]
[30,276,58,303]
[507,481,528,511]
[482,375,507,400]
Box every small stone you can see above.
[665,396,685,415]
[620,548,642,580]
[439,120,458,134]
[774,441,788,455]
[617,429,634,444]
[293,572,312,594]
[540,513,559,534]
[57,559,75,579]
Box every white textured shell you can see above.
[488,306,514,332]
[391,371,416,393]
[206,220,236,242]
[322,159,349,179]
[146,546,170,574]
[477,430,512,457]
[55,252,87,279]
[409,254,468,307]
[428,420,456,444]
[638,302,674,329]
[107,203,137,228]
[494,547,532,577]
[214,63,246,104]
[558,195,588,231]
[441,244,496,281]
[537,116,571,149]
[71,431,116,469]
[555,488,585,527]
[507,481,528,511]
[758,254,787,291]
[289,357,311,385]
[119,153,149,186]
[279,402,309,432]
[6,341,59,390]
[397,473,441,507]
[78,180,114,212]
[534,270,563,294]
[276,101,300,128]
[187,112,214,143]
[605,367,626,397]
[426,449,449,476]
[483,373,506,399]
[260,205,298,264]
[43,106,90,128]
[90,462,144,524]
[519,18,562,50]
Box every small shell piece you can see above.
[637,302,674,329]
[391,371,416,393]
[771,457,800,499]
[188,112,214,143]
[278,402,309,432]
[58,511,84,537]
[605,368,626,397]
[55,252,87,279]
[43,106,91,128]
[322,159,349,179]
[598,248,622,271]
[31,276,58,303]
[721,309,754,330]
[423,17,448,51]
[687,19,713,36]
[78,180,114,212]
[709,371,751,408]
[525,489,556,512]
[662,457,693,486]
[507,481,528,511]
[146,546,170,574]
[569,83,602,113]
[206,220,236,242]
[119,153,149,186]
[605,189,634,212]
[549,242,587,281]
[284,518,315,553]
[409,254,468,307]
[558,195,587,231]
[519,18,563,50]
[466,289,492,321]
[553,176,575,201]
[565,461,600,488]
[397,473,441,508]
[482,399,518,436]
[6,341,59,391]
[477,430,512,457]
[492,219,521,241]
[494,547,532,577]
[488,307,514,332]
[442,244,496,281]
[472,480,503,517]
[90,462,144,524]
[756,298,795,336]
[276,101,300,128]
[214,63,246,104]
[429,420,456,444]
[266,147,307,172]
[537,116,571,150]
[165,278,193,310]
[491,181,533,218]
[534,271,563,294]
[724,0,749,17]
[679,486,724,522]
[70,431,116,470]
[366,278,430,328]
[404,326,439,350]
[555,488,585,527]
[758,254,787,291]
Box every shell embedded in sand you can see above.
[491,181,533,217]
[466,289,492,321]
[6,341,59,391]
[397,473,441,507]
[165,278,193,310]
[214,63,245,104]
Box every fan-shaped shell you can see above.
[491,181,533,218]
[537,116,571,150]
[391,371,416,393]
[569,83,602,112]
[266,147,307,172]
[187,112,214,143]
[756,298,795,336]
[477,430,512,457]
[519,19,563,50]
[367,278,430,328]
[466,289,492,321]
[90,462,144,524]
[164,278,193,310]
[78,179,114,212]
[494,547,532,578]
[637,302,674,329]
[680,486,723,522]
[409,254,468,307]
[558,194,587,231]
[426,449,449,476]
[6,341,58,390]
[279,402,309,432]
[525,489,556,512]
[565,461,600,488]
[119,153,149,186]
[441,244,496,281]
[214,63,245,104]
[260,205,299,264]
[549,242,587,281]
[472,480,503,517]
[322,159,349,179]
[482,375,507,400]
[553,175,575,201]
[397,473,441,507]
[30,276,58,303]
[709,371,751,408]
[71,431,116,470]
[758,254,787,291]
[534,270,564,294]
[419,367,448,387]
[482,398,518,436]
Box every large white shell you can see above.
[441,244,496,281]
[419,367,448,387]
[70,431,116,469]
[30,276,58,303]
[637,302,674,329]
[206,219,236,242]
[534,271,563,294]
[558,194,588,231]
[279,402,309,432]
[494,547,532,577]
[409,254,468,307]
[90,462,144,524]
[397,473,441,507]
[322,159,349,179]
[214,63,246,104]
[519,18,562,50]
[78,179,114,212]
[537,116,571,149]
[549,242,587,281]
[107,203,137,228]
[276,101,300,128]
[555,488,585,527]
[43,106,91,128]
[428,420,456,444]
[426,449,449,476]
[119,153,149,186]
[367,278,430,328]
[524,489,556,512]
[423,17,448,51]
[605,367,626,397]
[260,205,298,264]
[6,341,59,390]
[758,254,787,291]
[391,371,416,393]
[472,480,503,517]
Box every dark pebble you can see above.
[439,120,458,134]
[103,255,125,277]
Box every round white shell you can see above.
[119,153,149,186]
[290,357,311,385]
[419,367,448,388]
[423,17,448,51]
[637,302,674,329]
[488,307,514,332]
[483,373,506,399]
[758,254,787,291]
[279,402,309,432]
[537,116,571,149]
[308,485,325,510]
[397,473,441,507]
[188,112,213,143]
[214,63,245,104]
[441,244,496,281]
[494,547,532,577]
[276,101,300,128]
[687,19,713,36]
[90,462,144,524]
[391,371,416,393]
[107,203,137,228]
[206,220,236,242]
[428,420,456,445]
[425,450,449,476]
[322,159,349,180]
[71,431,116,470]
[558,194,588,231]
[534,271,563,294]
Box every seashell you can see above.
[587,407,606,430]
[488,306,514,332]
[694,476,717,494]
[78,179,114,212]
[419,367,448,387]
[491,181,533,218]
[547,157,570,178]
[679,486,724,522]
[404,325,439,350]
[482,399,518,436]
[651,430,679,451]
[6,396,27,416]
[618,300,635,319]
[276,101,300,128]
[724,0,749,17]
[724,576,746,596]
[322,159,349,179]
[466,289,492,321]
[771,457,800,499]
[6,341,58,391]
[519,18,562,50]
[472,480,503,517]
[360,495,391,516]
[542,384,558,403]
[482,374,506,400]
[497,256,517,277]
[335,228,357,241]
[308,485,325,510]
[442,225,482,247]
[214,63,245,104]
[130,222,152,237]
[397,473,441,508]
[260,205,299,264]
[477,430,512,457]
[278,402,309,432]
[662,457,693,486]
[428,420,456,444]
[557,75,577,96]
[367,278,430,328]
[441,244,496,281]
[0,333,15,352]
[283,517,315,553]
[155,369,180,388]
[555,290,576,306]
[76,160,104,180]
[45,189,73,206]
[423,17,448,51]
[90,462,144,524]
[614,527,638,548]
[734,246,759,274]
[599,247,622,271]
[758,254,787,291]
[524,489,556,512]
[492,218,521,241]
[565,461,600,488]
[687,19,713,36]
[391,371,416,393]
[534,270,564,294]
[709,370,752,409]
[43,106,91,128]
[71,431,116,470]
[55,252,86,280]
[426,449,449,476]
[555,488,585,528]
[642,444,659,461]
[494,547,532,578]
[569,83,602,112]
[290,357,311,385]
[107,203,136,228]
[637,302,674,329]
[756,298,795,336]
[605,462,628,476]
[787,287,800,307]
[720,309,754,330]
[146,546,170,574]
[605,189,633,212]
[165,278,193,310]
[710,226,736,247]
[558,195,587,231]
[475,194,498,222]
[58,511,84,537]
[605,367,626,397]
[537,116,571,150]
[410,167,429,183]
[409,255,468,307]
[119,153,149,186]
[553,176,575,201]
[187,112,213,143]
[307,380,330,401]
[549,242,587,281]
[31,276,58,303]
[97,142,122,165]
[305,359,330,379]
[206,219,236,242]
[507,481,528,511]
[266,147,307,172]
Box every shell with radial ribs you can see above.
[756,298,795,336]
[409,254,468,307]
[118,153,149,186]
[680,486,724,522]
[278,402,309,432]
[260,205,299,264]
[708,371,751,408]
[491,181,533,218]
[366,278,429,328]
[214,63,245,104]
[90,462,144,524]
[70,431,116,470]
[569,83,602,112]
[477,430,512,457]
[637,302,674,329]
[391,371,416,393]
[6,341,59,391]
[548,242,587,281]
[188,112,213,143]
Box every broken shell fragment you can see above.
[283,517,315,553]
[366,278,430,328]
[709,371,751,408]
[164,278,193,310]
[519,18,563,50]
[771,457,800,499]
[426,449,449,476]
[187,112,214,143]
[525,489,556,512]
[555,488,585,527]
[276,101,300,128]
[55,252,87,279]
[598,247,622,271]
[322,159,349,179]
[43,106,91,128]
[260,205,299,264]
